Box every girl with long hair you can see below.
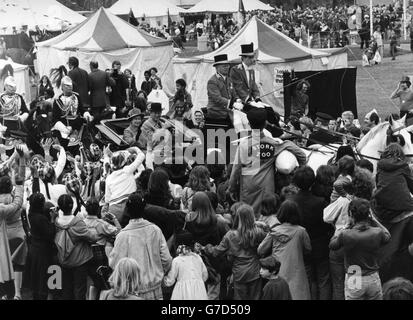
[186,192,219,245]
[100,258,144,300]
[145,168,178,210]
[205,204,266,300]
[311,165,336,202]
[181,166,212,211]
[38,75,54,98]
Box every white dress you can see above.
[164,253,208,300]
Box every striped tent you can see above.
[0,0,85,32]
[37,7,176,95]
[173,16,348,113]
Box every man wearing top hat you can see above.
[206,54,236,123]
[306,112,341,147]
[230,42,260,105]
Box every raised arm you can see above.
[53,145,66,179]
[0,185,23,220]
[123,147,145,174]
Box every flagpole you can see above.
[370,0,373,37]
[403,0,407,41]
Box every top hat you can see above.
[240,43,255,57]
[150,102,163,113]
[213,54,230,67]
[316,112,334,121]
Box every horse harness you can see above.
[55,93,79,125]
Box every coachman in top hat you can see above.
[206,54,236,124]
[230,42,260,104]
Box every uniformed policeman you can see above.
[306,112,341,147]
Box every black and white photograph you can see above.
[0,0,413,309]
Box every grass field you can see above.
[349,44,413,120]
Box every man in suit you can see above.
[230,42,279,135]
[206,54,235,124]
[88,60,115,125]
[110,60,129,118]
[68,56,90,108]
[230,42,260,104]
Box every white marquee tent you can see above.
[36,7,176,96]
[108,0,186,28]
[173,16,348,113]
[0,0,86,32]
[186,0,273,13]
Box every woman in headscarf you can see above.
[103,147,145,227]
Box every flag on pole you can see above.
[237,0,246,28]
[128,8,139,26]
[167,8,173,29]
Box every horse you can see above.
[355,114,413,282]
[301,145,338,173]
[357,114,413,172]
[298,114,413,174]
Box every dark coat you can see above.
[372,158,413,222]
[229,64,260,102]
[68,67,90,107]
[18,32,34,52]
[311,182,333,203]
[206,74,235,120]
[141,79,156,96]
[143,204,186,240]
[88,69,115,108]
[110,72,129,108]
[292,190,333,261]
[186,218,221,246]
[24,212,56,296]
